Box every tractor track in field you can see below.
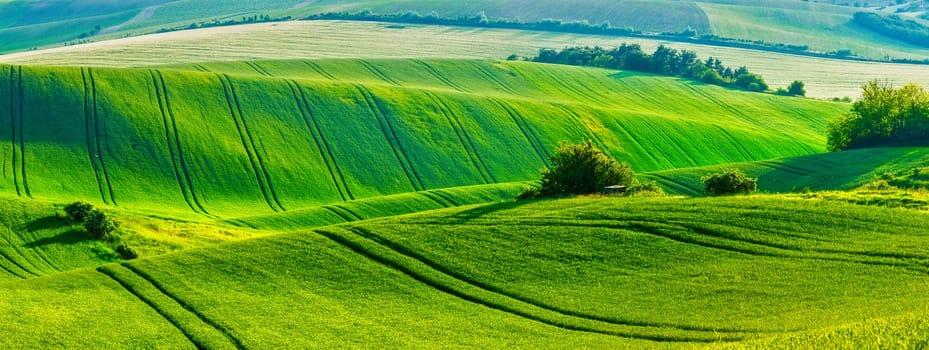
[7,66,17,195]
[151,70,213,217]
[302,61,336,80]
[493,99,550,168]
[317,226,747,342]
[8,66,29,198]
[244,61,273,77]
[425,91,494,184]
[553,104,610,152]
[287,80,352,201]
[637,118,700,168]
[647,174,703,194]
[418,191,453,208]
[712,125,755,161]
[358,60,400,86]
[191,64,210,73]
[355,84,424,192]
[99,264,245,350]
[472,62,519,95]
[414,60,467,92]
[0,231,46,277]
[217,74,284,212]
[0,247,35,278]
[85,68,118,205]
[323,205,362,222]
[428,190,459,206]
[81,68,109,204]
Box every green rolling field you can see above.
[2,196,928,348]
[0,59,847,217]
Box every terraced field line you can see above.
[318,228,739,342]
[81,68,108,203]
[151,71,199,214]
[88,68,118,205]
[287,79,351,201]
[102,264,246,350]
[493,99,551,167]
[414,60,468,92]
[418,191,452,208]
[302,61,336,80]
[244,61,272,77]
[425,91,493,184]
[350,226,757,334]
[8,66,19,197]
[216,74,282,212]
[471,62,518,95]
[358,60,400,86]
[355,84,423,191]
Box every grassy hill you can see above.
[0,59,846,217]
[642,147,929,196]
[3,195,928,348]
[3,21,927,99]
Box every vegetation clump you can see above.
[84,209,119,241]
[64,201,136,259]
[702,169,757,196]
[526,45,771,92]
[853,12,929,49]
[64,201,94,222]
[827,80,929,151]
[520,141,635,199]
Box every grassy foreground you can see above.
[1,195,927,348]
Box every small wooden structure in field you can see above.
[602,185,628,196]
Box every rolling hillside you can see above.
[0,59,846,216]
[3,196,928,348]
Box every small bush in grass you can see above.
[625,181,665,197]
[64,201,94,222]
[521,141,635,199]
[115,244,138,260]
[702,169,757,196]
[84,209,119,241]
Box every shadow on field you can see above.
[450,201,527,222]
[22,216,86,247]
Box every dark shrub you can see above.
[703,169,757,196]
[84,209,119,241]
[115,244,138,260]
[64,201,94,222]
[534,141,635,198]
[625,181,665,197]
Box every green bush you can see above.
[528,141,635,198]
[84,209,119,241]
[702,169,757,196]
[64,201,94,222]
[625,181,665,197]
[115,244,138,260]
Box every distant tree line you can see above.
[828,80,929,151]
[520,45,774,93]
[853,12,929,48]
[156,14,292,34]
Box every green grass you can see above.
[0,59,846,217]
[3,195,928,348]
[4,21,927,99]
[642,147,929,196]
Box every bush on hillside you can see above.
[827,80,929,151]
[84,209,119,241]
[625,181,665,197]
[702,169,757,196]
[521,141,635,199]
[64,201,94,222]
[115,244,138,260]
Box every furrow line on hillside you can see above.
[554,104,610,152]
[88,68,118,205]
[334,204,363,221]
[322,206,355,222]
[637,117,699,167]
[0,258,24,279]
[317,227,741,342]
[287,80,351,201]
[756,160,816,176]
[8,66,19,197]
[358,60,400,86]
[225,76,286,211]
[13,228,62,272]
[418,191,452,208]
[80,68,109,204]
[472,62,519,95]
[216,74,281,213]
[101,264,245,349]
[493,99,551,167]
[302,61,336,80]
[355,84,423,191]
[646,174,703,194]
[158,72,215,217]
[532,65,605,105]
[425,92,493,184]
[0,248,31,279]
[0,233,42,277]
[150,70,200,215]
[610,120,669,169]
[428,190,460,206]
[191,64,210,73]
[244,61,273,77]
[414,60,467,92]
[15,67,29,198]
[713,125,755,162]
[348,226,759,335]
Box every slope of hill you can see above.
[3,195,928,348]
[3,21,927,99]
[642,147,929,196]
[0,59,846,216]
